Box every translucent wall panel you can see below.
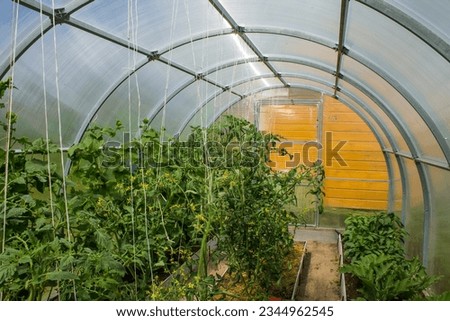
[223,88,295,125]
[4,24,132,147]
[0,1,42,70]
[346,1,450,154]
[73,0,230,52]
[180,91,241,138]
[163,34,256,73]
[41,0,72,6]
[223,96,256,124]
[386,0,450,43]
[402,159,424,260]
[426,166,450,293]
[205,62,272,88]
[247,34,336,69]
[92,61,192,137]
[271,62,335,84]
[338,93,393,152]
[339,80,411,154]
[220,0,340,43]
[150,80,221,136]
[342,56,445,162]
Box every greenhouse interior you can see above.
[0,0,449,301]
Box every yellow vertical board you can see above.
[322,96,388,210]
[259,97,389,210]
[259,105,319,171]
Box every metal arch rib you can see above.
[1,0,94,78]
[346,50,450,164]
[12,0,94,16]
[156,24,450,164]
[0,19,53,79]
[355,0,450,63]
[334,0,350,97]
[71,56,150,145]
[208,0,288,87]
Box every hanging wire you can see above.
[50,0,76,300]
[127,0,139,299]
[129,0,155,287]
[39,1,56,229]
[39,0,60,301]
[152,0,180,253]
[1,1,20,302]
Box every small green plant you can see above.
[343,212,406,262]
[341,254,438,301]
[341,211,439,301]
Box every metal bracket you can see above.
[54,8,69,25]
[148,51,160,61]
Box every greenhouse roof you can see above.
[0,0,449,169]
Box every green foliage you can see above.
[343,212,406,262]
[341,212,438,300]
[1,82,322,301]
[303,160,325,214]
[341,254,438,301]
[203,116,303,293]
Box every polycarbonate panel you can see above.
[341,56,445,161]
[247,34,336,69]
[163,34,256,73]
[346,1,450,151]
[339,80,411,154]
[40,0,73,7]
[271,62,335,84]
[386,0,450,43]
[0,1,42,68]
[337,93,392,151]
[73,0,230,52]
[232,77,282,96]
[402,159,424,260]
[180,91,241,137]
[4,24,133,147]
[426,166,450,293]
[205,62,272,88]
[92,61,192,137]
[220,0,340,43]
[150,80,222,136]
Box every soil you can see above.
[295,241,341,301]
[213,242,306,300]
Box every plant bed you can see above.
[213,241,307,301]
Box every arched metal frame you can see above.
[2,0,449,267]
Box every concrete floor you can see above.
[290,227,341,244]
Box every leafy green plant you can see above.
[1,81,317,301]
[341,254,438,301]
[199,116,303,294]
[341,211,439,301]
